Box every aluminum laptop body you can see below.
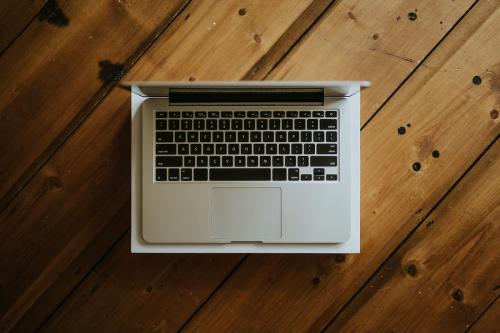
[130,81,368,248]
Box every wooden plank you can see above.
[469,298,500,333]
[0,1,326,331]
[176,0,500,331]
[0,0,189,210]
[0,0,45,53]
[326,142,500,332]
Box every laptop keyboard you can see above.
[154,110,338,181]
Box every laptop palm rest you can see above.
[211,187,282,242]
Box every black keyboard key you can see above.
[326,131,337,142]
[288,168,299,181]
[260,156,271,166]
[314,168,325,175]
[304,144,315,154]
[175,132,186,142]
[273,111,285,118]
[250,131,261,142]
[208,111,219,118]
[273,168,286,180]
[156,132,173,142]
[244,119,256,130]
[285,156,296,166]
[195,111,206,118]
[187,132,198,142]
[219,119,230,130]
[194,168,208,180]
[194,119,205,130]
[213,132,224,142]
[225,131,236,142]
[288,131,299,142]
[257,119,268,130]
[247,111,259,118]
[210,156,220,167]
[320,119,337,130]
[317,144,337,154]
[241,144,252,154]
[221,111,232,118]
[263,132,274,142]
[156,119,167,130]
[181,169,192,181]
[169,168,179,181]
[169,111,180,118]
[228,144,239,154]
[266,144,277,154]
[313,111,324,117]
[299,111,311,117]
[156,144,176,155]
[169,119,180,130]
[301,131,312,142]
[203,144,214,155]
[326,174,338,181]
[182,111,193,118]
[238,132,249,142]
[272,156,283,166]
[178,144,189,154]
[184,156,195,167]
[235,156,246,167]
[210,168,271,181]
[222,156,233,167]
[254,144,264,154]
[298,156,308,166]
[200,132,211,142]
[156,169,167,181]
[326,110,337,117]
[307,119,318,130]
[294,119,305,130]
[291,144,302,154]
[216,144,227,154]
[270,119,280,130]
[301,174,312,181]
[191,144,202,155]
[313,131,324,142]
[311,156,337,166]
[232,119,243,130]
[156,111,167,118]
[197,156,208,167]
[286,111,298,118]
[181,119,192,130]
[156,156,182,167]
[279,144,290,154]
[247,156,258,166]
[234,111,246,118]
[276,131,286,142]
[261,111,272,118]
[314,175,325,181]
[207,119,217,130]
[282,119,293,130]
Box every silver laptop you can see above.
[131,81,368,244]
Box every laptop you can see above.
[129,81,368,245]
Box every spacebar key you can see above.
[210,168,271,181]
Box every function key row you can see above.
[155,110,337,118]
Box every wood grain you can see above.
[179,0,500,331]
[0,0,188,211]
[0,0,45,53]
[469,298,500,333]
[0,1,324,331]
[326,142,500,332]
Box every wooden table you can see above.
[0,0,498,332]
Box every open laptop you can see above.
[130,81,368,245]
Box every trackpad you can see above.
[211,188,282,241]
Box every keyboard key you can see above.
[247,111,259,118]
[241,144,252,154]
[181,119,192,130]
[181,169,192,181]
[257,119,268,130]
[260,156,271,166]
[191,144,202,154]
[247,156,258,166]
[279,144,290,154]
[194,168,208,180]
[207,119,217,130]
[182,111,193,118]
[313,111,324,117]
[219,119,230,130]
[314,175,325,181]
[285,156,296,166]
[197,156,208,167]
[326,174,338,181]
[169,119,179,130]
[291,144,302,154]
[238,132,249,142]
[209,156,220,167]
[169,111,180,118]
[210,168,271,181]
[228,144,239,154]
[156,132,173,142]
[178,144,189,154]
[276,131,286,142]
[221,111,232,118]
[326,110,337,117]
[273,111,285,118]
[282,119,293,130]
[232,119,242,130]
[234,111,246,118]
[168,168,179,181]
[314,168,325,175]
[156,169,167,181]
[286,111,298,118]
[288,131,299,142]
[261,111,272,118]
[208,111,219,118]
[307,119,318,130]
[263,132,274,142]
[184,156,195,167]
[326,131,337,142]
[235,156,246,167]
[156,144,176,155]
[250,132,261,142]
[301,174,312,181]
[313,131,324,142]
[213,132,223,142]
[156,111,167,118]
[156,119,167,130]
[222,156,233,166]
[266,144,277,154]
[320,119,337,130]
[200,132,211,142]
[294,119,305,130]
[299,111,311,118]
[301,131,312,142]
[244,119,256,130]
[156,156,182,167]
[270,119,280,130]
[187,132,198,142]
[298,156,308,166]
[216,144,226,154]
[203,144,214,155]
[175,132,186,142]
[195,111,206,118]
[194,119,205,130]
[304,144,315,154]
[273,168,287,180]
[225,132,236,142]
[288,168,299,181]
[311,156,337,166]
[272,156,283,166]
[254,144,264,154]
[317,144,337,154]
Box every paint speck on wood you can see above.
[426,220,435,227]
[398,127,406,135]
[184,13,191,21]
[490,110,498,119]
[348,11,356,20]
[98,60,126,83]
[408,12,417,21]
[312,277,321,286]
[412,162,421,172]
[472,75,482,85]
[38,0,69,27]
[452,289,464,302]
[406,263,418,277]
[238,8,247,16]
[432,150,440,158]
[254,34,262,44]
[188,77,196,81]
[372,33,379,40]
